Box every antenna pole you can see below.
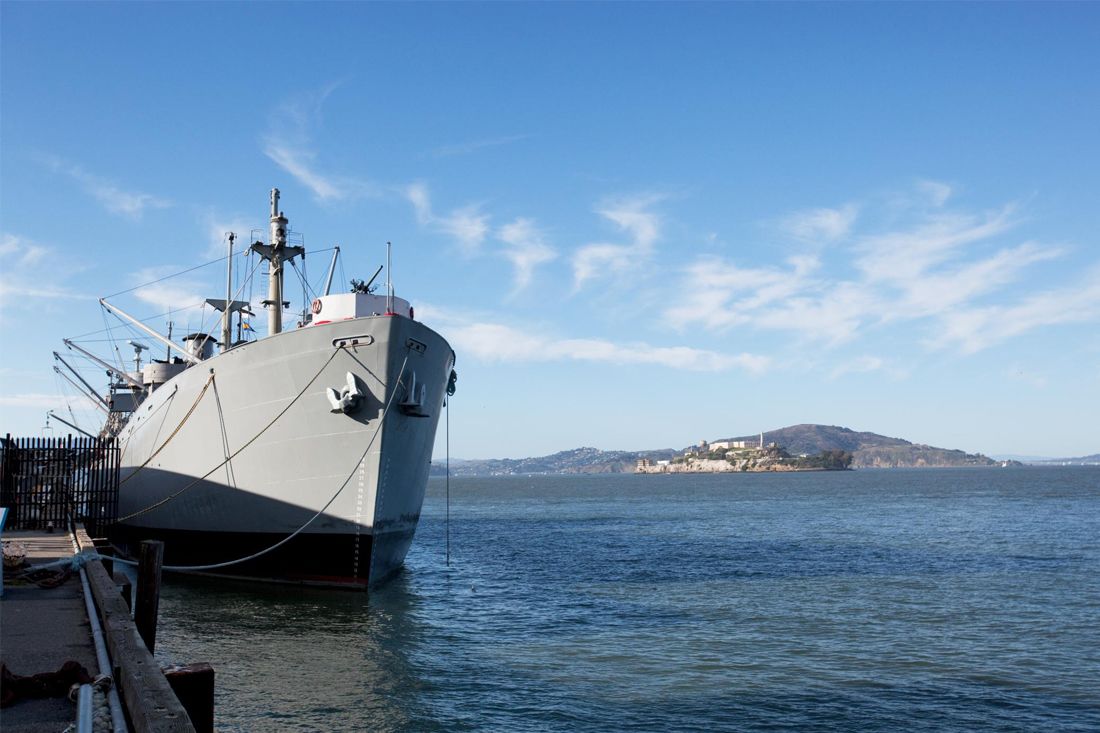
[386,241,393,314]
[223,233,235,350]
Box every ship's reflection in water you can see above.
[155,573,426,732]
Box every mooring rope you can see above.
[120,383,179,457]
[118,378,210,487]
[211,379,238,491]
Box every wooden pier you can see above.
[1,527,209,732]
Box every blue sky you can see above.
[2,3,1098,458]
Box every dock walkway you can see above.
[2,529,198,732]
[1,530,100,732]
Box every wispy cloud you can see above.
[0,393,64,409]
[572,194,663,291]
[429,134,530,158]
[439,206,491,254]
[828,355,886,380]
[931,267,1100,354]
[128,266,208,314]
[827,354,906,378]
[855,204,1017,284]
[432,316,769,373]
[916,179,953,207]
[405,184,556,290]
[0,232,48,268]
[497,218,557,293]
[664,183,1091,354]
[403,182,489,254]
[202,213,257,260]
[43,156,170,219]
[886,241,1062,319]
[262,85,376,202]
[0,234,88,313]
[782,203,859,242]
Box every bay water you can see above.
[154,467,1099,731]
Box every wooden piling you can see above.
[136,540,164,653]
[164,663,215,733]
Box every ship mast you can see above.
[250,189,304,336]
[223,233,235,349]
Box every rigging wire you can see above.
[99,306,123,373]
[245,247,257,338]
[195,252,264,343]
[300,250,308,313]
[288,259,315,300]
[102,251,243,300]
[212,380,238,491]
[71,300,212,342]
[52,368,96,434]
[446,395,451,566]
[74,249,253,342]
[70,247,336,342]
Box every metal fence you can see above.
[1,434,120,537]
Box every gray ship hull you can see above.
[113,314,452,588]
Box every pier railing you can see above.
[0,434,120,536]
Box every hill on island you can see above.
[433,447,680,477]
[721,424,1002,468]
[431,424,1004,476]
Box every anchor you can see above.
[325,372,365,415]
[398,371,429,417]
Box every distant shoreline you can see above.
[428,424,1096,477]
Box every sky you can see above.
[1,2,1098,459]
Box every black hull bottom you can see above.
[109,526,385,590]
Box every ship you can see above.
[60,189,455,588]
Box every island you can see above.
[429,424,1019,477]
[636,443,853,473]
